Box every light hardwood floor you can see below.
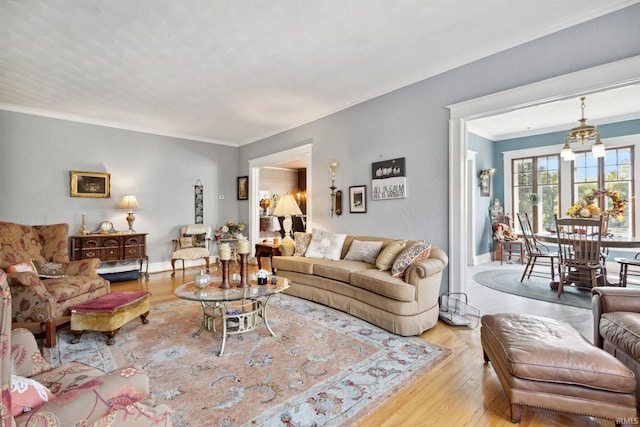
[109,262,615,426]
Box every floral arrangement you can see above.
[259,198,272,209]
[479,168,496,180]
[215,221,246,238]
[566,188,627,220]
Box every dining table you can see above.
[535,232,640,288]
[535,232,640,249]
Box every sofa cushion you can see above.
[600,312,640,361]
[391,241,432,278]
[294,232,313,256]
[349,269,416,302]
[273,256,316,275]
[375,240,407,271]
[313,259,374,283]
[344,239,383,264]
[305,229,347,260]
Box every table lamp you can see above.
[118,194,140,233]
[272,194,303,242]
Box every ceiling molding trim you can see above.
[470,111,640,141]
[0,104,239,147]
[447,56,640,120]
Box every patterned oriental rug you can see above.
[46,294,450,426]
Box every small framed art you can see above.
[237,176,248,200]
[349,185,367,213]
[70,171,110,198]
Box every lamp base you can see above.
[126,211,136,233]
[282,215,294,241]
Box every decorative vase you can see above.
[194,269,211,288]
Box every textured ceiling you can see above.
[1,1,638,146]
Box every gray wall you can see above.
[1,4,639,284]
[239,5,640,291]
[0,111,238,272]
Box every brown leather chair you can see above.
[593,286,640,405]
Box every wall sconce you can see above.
[329,159,342,217]
[118,194,140,233]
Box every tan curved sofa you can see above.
[272,236,448,336]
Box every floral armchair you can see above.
[1,270,172,426]
[0,222,110,347]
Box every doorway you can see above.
[248,144,313,251]
[448,56,640,294]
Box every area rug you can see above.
[473,269,592,309]
[46,294,450,426]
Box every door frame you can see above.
[447,55,640,294]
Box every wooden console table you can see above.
[70,233,149,278]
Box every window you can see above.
[512,155,560,232]
[572,146,634,236]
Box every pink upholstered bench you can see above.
[70,291,150,345]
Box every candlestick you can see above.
[79,213,90,235]
[219,259,231,289]
[237,253,250,287]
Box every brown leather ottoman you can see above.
[70,291,150,345]
[481,313,637,425]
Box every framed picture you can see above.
[70,171,110,198]
[480,176,490,197]
[371,157,407,200]
[237,176,248,200]
[349,185,367,213]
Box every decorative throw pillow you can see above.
[179,236,194,248]
[10,375,55,416]
[6,260,37,274]
[344,240,383,264]
[183,233,207,248]
[293,232,313,256]
[391,241,432,278]
[375,240,407,271]
[304,229,347,260]
[31,260,67,279]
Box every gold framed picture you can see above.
[70,171,111,198]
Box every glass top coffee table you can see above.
[174,276,289,356]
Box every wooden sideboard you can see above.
[69,233,149,277]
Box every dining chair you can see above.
[615,252,640,287]
[516,213,558,283]
[554,215,607,297]
[490,212,522,263]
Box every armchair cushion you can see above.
[0,222,71,269]
[182,233,207,247]
[10,375,55,416]
[31,260,66,279]
[6,261,36,274]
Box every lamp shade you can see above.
[272,194,302,217]
[118,194,140,211]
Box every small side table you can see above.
[500,240,523,265]
[255,242,281,271]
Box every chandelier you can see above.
[560,96,605,161]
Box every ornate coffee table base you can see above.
[193,294,277,356]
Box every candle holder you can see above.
[219,259,231,289]
[237,253,250,288]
